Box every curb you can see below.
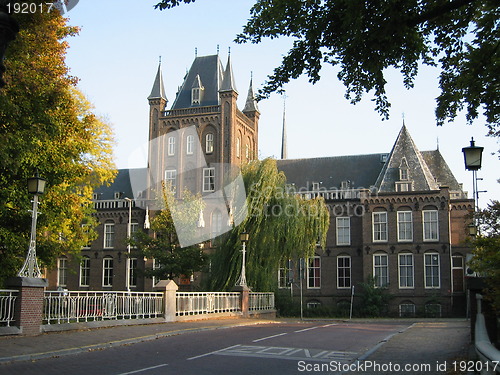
[0,320,275,364]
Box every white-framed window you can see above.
[399,303,416,317]
[130,220,139,241]
[192,87,201,105]
[398,253,414,288]
[373,253,388,288]
[396,182,413,192]
[206,133,214,154]
[102,256,113,287]
[203,167,215,192]
[152,258,161,286]
[210,210,222,239]
[312,182,320,191]
[400,168,409,181]
[80,256,90,287]
[167,136,175,156]
[337,255,351,289]
[129,258,137,288]
[397,211,413,242]
[336,217,351,246]
[245,143,250,160]
[306,301,321,309]
[164,169,177,191]
[372,212,388,242]
[236,137,241,158]
[104,221,115,248]
[82,223,92,248]
[307,256,321,289]
[186,135,194,155]
[423,210,439,241]
[278,260,292,289]
[424,253,440,288]
[57,257,68,287]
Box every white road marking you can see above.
[294,326,319,333]
[252,332,288,342]
[187,344,242,361]
[115,364,169,375]
[321,323,338,328]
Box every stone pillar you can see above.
[7,277,48,336]
[154,279,178,322]
[232,285,250,318]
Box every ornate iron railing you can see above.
[176,292,241,316]
[249,292,275,312]
[44,291,164,324]
[0,289,18,327]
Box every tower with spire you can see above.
[147,52,260,194]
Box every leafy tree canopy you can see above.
[155,0,499,131]
[208,158,330,291]
[470,200,500,310]
[0,4,116,284]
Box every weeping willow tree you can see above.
[208,158,329,291]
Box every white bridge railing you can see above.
[0,289,18,327]
[44,291,164,324]
[176,292,241,316]
[474,294,500,375]
[249,292,275,312]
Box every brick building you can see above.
[46,54,473,316]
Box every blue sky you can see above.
[64,0,498,207]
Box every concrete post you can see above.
[7,277,48,336]
[232,285,250,318]
[154,280,178,322]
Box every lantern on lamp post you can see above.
[18,172,46,278]
[462,137,484,211]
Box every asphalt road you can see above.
[0,321,429,375]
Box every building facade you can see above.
[47,55,473,316]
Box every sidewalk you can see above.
[0,318,276,364]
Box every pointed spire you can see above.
[220,54,238,93]
[243,75,259,113]
[281,94,288,159]
[148,60,167,101]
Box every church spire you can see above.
[220,54,238,93]
[281,95,288,159]
[243,74,259,113]
[148,59,167,101]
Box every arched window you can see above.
[236,136,241,158]
[206,133,214,154]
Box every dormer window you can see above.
[399,158,409,181]
[191,74,204,105]
[341,180,351,190]
[312,182,320,191]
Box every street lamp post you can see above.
[462,137,484,212]
[18,172,46,278]
[236,232,249,288]
[124,197,133,292]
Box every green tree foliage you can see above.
[155,0,499,130]
[470,200,500,310]
[208,158,329,291]
[0,4,116,284]
[357,277,392,317]
[131,186,208,281]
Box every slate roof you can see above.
[94,168,148,200]
[148,63,167,101]
[375,125,439,192]
[242,78,259,113]
[421,150,463,191]
[171,55,224,109]
[276,154,387,191]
